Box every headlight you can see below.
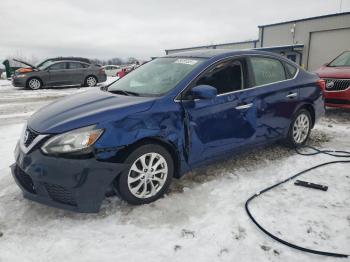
[41,126,104,154]
[16,74,27,78]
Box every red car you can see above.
[315,51,350,109]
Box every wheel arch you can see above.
[284,103,315,147]
[26,76,43,88]
[296,103,316,128]
[85,74,98,81]
[116,137,182,178]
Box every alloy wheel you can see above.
[86,76,97,87]
[292,113,310,144]
[28,79,41,90]
[127,152,168,199]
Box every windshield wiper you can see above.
[108,90,140,96]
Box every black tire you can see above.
[285,109,312,148]
[84,75,97,87]
[26,77,42,90]
[115,143,173,205]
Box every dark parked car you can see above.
[36,57,92,68]
[315,50,350,108]
[12,50,325,212]
[12,59,107,90]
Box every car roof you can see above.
[52,60,90,64]
[45,57,91,63]
[165,49,283,59]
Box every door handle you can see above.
[286,92,297,98]
[235,103,253,110]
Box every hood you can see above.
[315,65,350,79]
[28,90,156,134]
[13,59,38,69]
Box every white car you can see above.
[102,65,121,77]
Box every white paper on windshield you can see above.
[174,59,198,65]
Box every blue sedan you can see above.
[12,50,325,212]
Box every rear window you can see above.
[69,62,85,69]
[250,57,286,86]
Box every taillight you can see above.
[316,79,326,91]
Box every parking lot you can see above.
[0,80,349,262]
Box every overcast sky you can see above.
[0,0,349,62]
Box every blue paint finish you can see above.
[12,49,325,212]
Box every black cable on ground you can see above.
[295,145,350,158]
[245,145,350,258]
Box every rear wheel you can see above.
[115,144,173,205]
[27,78,42,90]
[84,76,97,87]
[286,109,312,147]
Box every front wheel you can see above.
[286,109,312,147]
[115,144,173,205]
[27,78,42,90]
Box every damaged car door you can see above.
[246,56,301,142]
[180,58,257,164]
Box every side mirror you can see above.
[191,85,217,100]
[323,62,329,67]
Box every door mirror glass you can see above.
[191,85,217,100]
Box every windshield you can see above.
[329,51,350,67]
[37,60,55,70]
[108,57,206,96]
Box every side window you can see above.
[195,60,244,95]
[48,62,66,70]
[250,57,286,86]
[284,63,298,79]
[69,62,84,69]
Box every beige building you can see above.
[165,12,350,71]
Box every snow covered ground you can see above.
[0,79,349,262]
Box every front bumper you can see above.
[12,77,27,87]
[11,144,127,213]
[324,89,350,109]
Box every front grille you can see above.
[325,79,350,92]
[24,128,39,147]
[44,184,77,206]
[15,166,36,194]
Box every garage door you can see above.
[308,28,350,71]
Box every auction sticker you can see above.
[174,59,198,65]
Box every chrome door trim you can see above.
[235,103,253,110]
